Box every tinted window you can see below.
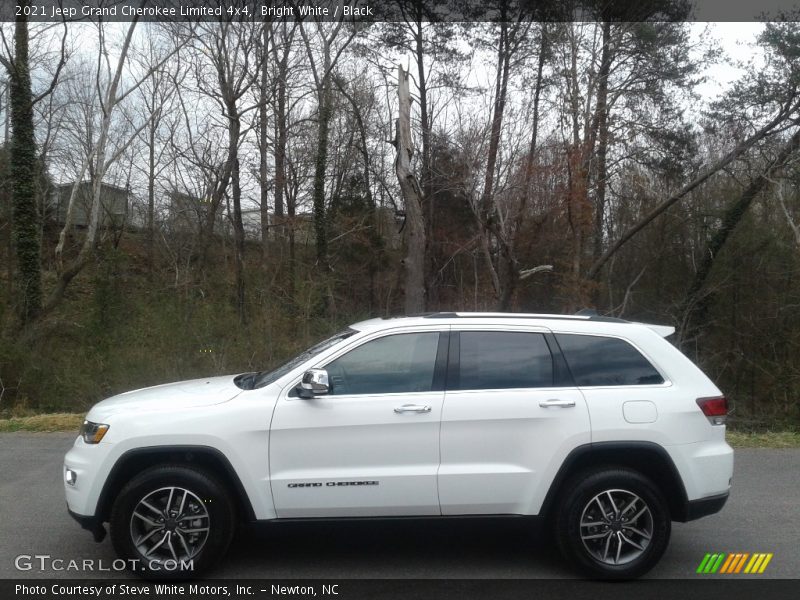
[555,334,664,386]
[325,333,439,395]
[458,332,553,390]
[254,329,355,388]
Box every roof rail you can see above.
[421,311,627,323]
[415,311,674,337]
[573,308,629,323]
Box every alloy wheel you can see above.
[579,488,654,566]
[129,486,210,565]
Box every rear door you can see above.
[438,326,590,515]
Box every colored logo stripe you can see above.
[697,553,772,574]
[758,554,774,573]
[696,553,713,573]
[719,553,736,573]
[734,553,749,573]
[697,553,727,573]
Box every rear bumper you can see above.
[67,507,106,542]
[682,491,729,522]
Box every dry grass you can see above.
[0,413,84,433]
[726,430,800,448]
[0,413,798,448]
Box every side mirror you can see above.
[297,368,330,398]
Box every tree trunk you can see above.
[9,6,42,324]
[273,31,288,240]
[497,25,548,311]
[395,66,426,314]
[413,19,436,306]
[311,78,332,271]
[565,25,590,308]
[481,21,509,222]
[225,93,246,323]
[286,164,297,306]
[147,110,156,274]
[479,19,511,305]
[592,21,613,264]
[259,23,270,260]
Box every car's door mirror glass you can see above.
[297,368,330,398]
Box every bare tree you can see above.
[182,8,266,323]
[48,16,184,314]
[298,15,358,273]
[393,66,425,313]
[678,125,800,348]
[131,28,182,273]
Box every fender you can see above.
[95,445,257,523]
[538,441,690,521]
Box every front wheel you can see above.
[110,465,235,579]
[555,468,671,579]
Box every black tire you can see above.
[555,467,671,580]
[110,465,235,579]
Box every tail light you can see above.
[696,396,728,425]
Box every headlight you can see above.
[80,421,110,444]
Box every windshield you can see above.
[250,328,356,389]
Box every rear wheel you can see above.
[110,465,235,579]
[555,468,670,579]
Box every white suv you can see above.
[64,312,733,579]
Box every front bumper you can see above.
[64,435,115,519]
[67,507,107,542]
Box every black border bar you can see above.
[3,579,799,600]
[2,0,800,23]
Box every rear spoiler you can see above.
[636,323,675,338]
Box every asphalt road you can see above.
[1,433,797,580]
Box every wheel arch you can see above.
[96,445,257,523]
[540,441,690,522]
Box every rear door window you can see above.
[555,334,664,386]
[456,331,554,390]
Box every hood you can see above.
[87,375,244,420]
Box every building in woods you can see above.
[239,207,263,240]
[164,193,401,248]
[167,190,224,234]
[375,206,402,250]
[51,181,129,228]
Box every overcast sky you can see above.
[694,22,764,101]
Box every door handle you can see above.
[539,398,576,408]
[394,404,432,414]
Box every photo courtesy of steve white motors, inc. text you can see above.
[13,584,338,597]
[15,2,375,19]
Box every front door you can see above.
[270,329,447,518]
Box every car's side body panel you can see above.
[65,313,733,541]
[438,384,590,514]
[65,391,279,520]
[437,324,592,515]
